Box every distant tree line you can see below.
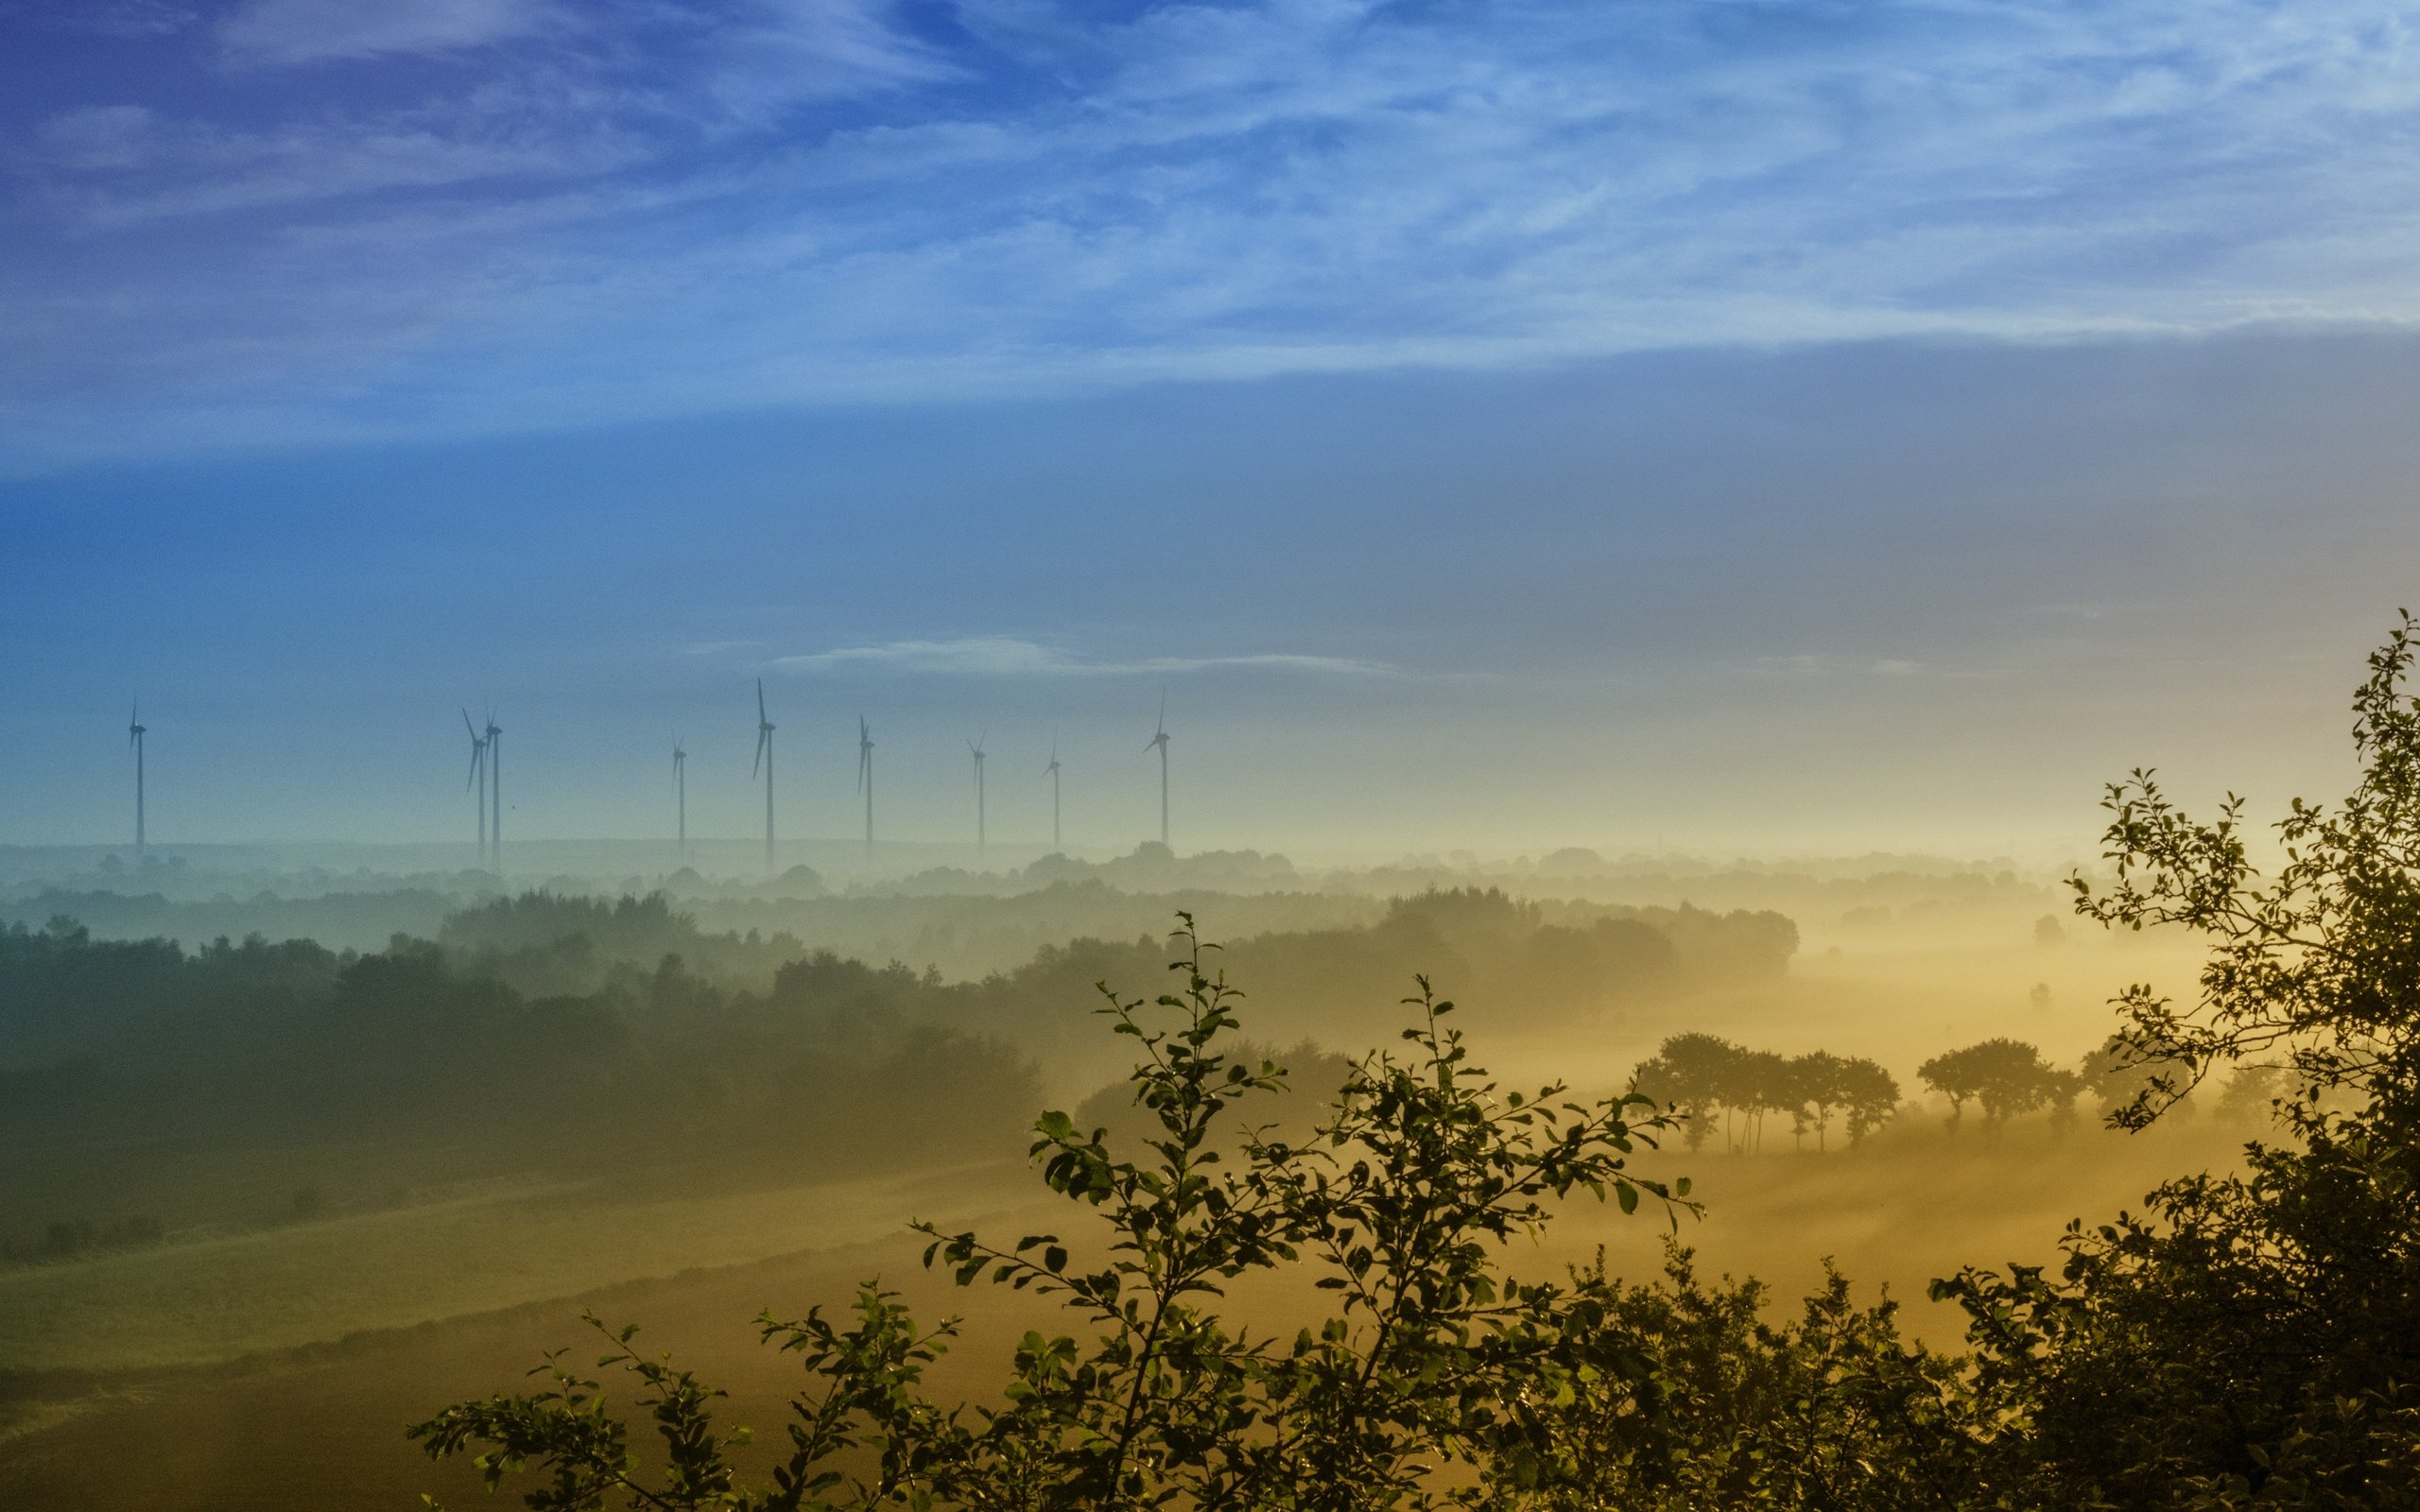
[0,915,1040,1257]
[0,885,460,955]
[1629,1029,2221,1153]
[0,1213,164,1268]
[0,882,1790,1257]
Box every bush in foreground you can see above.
[414,918,1692,1510]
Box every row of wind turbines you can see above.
[456,680,1174,872]
[108,686,1171,872]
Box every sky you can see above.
[7,0,2420,861]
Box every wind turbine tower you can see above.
[484,709,504,872]
[128,700,147,860]
[1146,696,1171,850]
[673,738,687,860]
[969,734,988,852]
[856,717,874,859]
[1045,739,1062,853]
[752,679,777,872]
[462,710,489,866]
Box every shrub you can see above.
[413,918,1686,1511]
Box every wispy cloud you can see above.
[34,105,621,226]
[218,0,559,65]
[1750,654,1929,679]
[10,1,198,40]
[13,0,2420,460]
[697,0,960,121]
[767,637,1393,679]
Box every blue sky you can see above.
[6,2,2420,857]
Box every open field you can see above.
[0,1161,1026,1375]
[0,1109,2250,1511]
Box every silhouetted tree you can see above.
[1631,1032,1743,1152]
[1920,1039,2070,1140]
[1837,1057,1903,1147]
[1940,612,2420,1506]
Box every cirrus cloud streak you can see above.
[767,637,1394,679]
[11,1,2420,463]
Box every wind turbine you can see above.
[672,737,687,861]
[128,699,147,860]
[856,717,874,859]
[462,709,489,866]
[484,708,504,872]
[752,679,776,872]
[1044,737,1062,853]
[1146,696,1170,850]
[969,733,988,852]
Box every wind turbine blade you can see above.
[752,730,766,779]
[757,679,767,725]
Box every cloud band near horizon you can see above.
[763,637,1393,679]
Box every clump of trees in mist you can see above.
[1630,1028,2258,1156]
[416,616,2420,1509]
[1632,1033,1902,1152]
[1917,1039,2083,1138]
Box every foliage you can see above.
[1511,1245,1982,1512]
[1937,613,2420,1507]
[2082,1031,2175,1123]
[2066,613,2420,1125]
[412,917,1689,1511]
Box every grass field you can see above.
[0,1160,1024,1374]
[0,1110,2251,1511]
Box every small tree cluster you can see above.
[1629,1035,1900,1154]
[1915,1039,2083,1139]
